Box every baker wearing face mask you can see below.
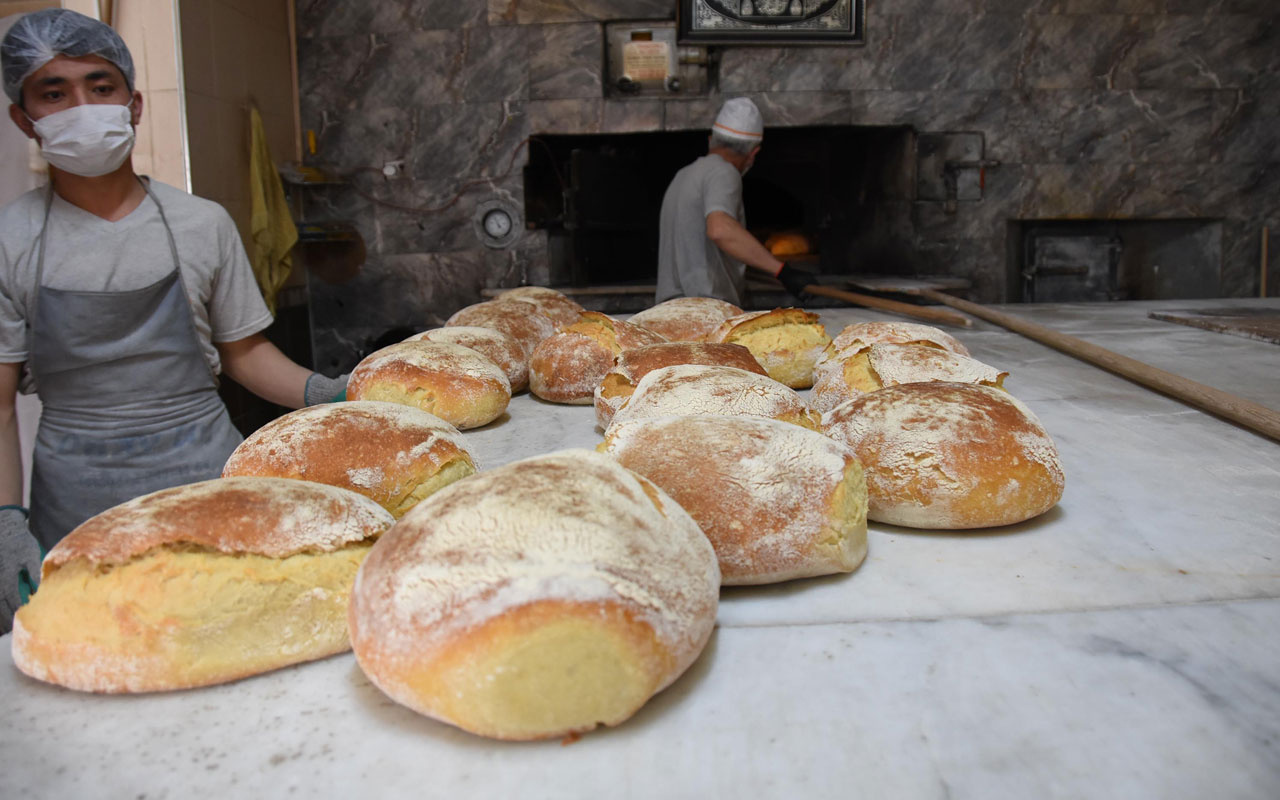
[655,97,810,306]
[0,9,347,633]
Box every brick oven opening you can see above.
[523,125,916,299]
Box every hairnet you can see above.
[2,8,135,105]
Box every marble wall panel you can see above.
[458,25,532,103]
[488,0,672,25]
[740,92,855,126]
[297,0,487,37]
[1115,14,1277,91]
[1018,14,1146,90]
[1054,89,1221,164]
[719,48,886,94]
[528,23,603,100]
[877,12,1030,92]
[1209,88,1280,164]
[661,98,720,131]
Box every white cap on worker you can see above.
[712,97,763,142]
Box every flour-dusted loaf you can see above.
[222,401,476,519]
[821,382,1065,529]
[406,326,529,393]
[607,364,819,435]
[348,449,720,741]
[710,308,831,389]
[11,477,394,693]
[810,343,1008,414]
[529,311,668,404]
[347,340,510,429]
[445,299,558,360]
[494,286,584,329]
[814,321,970,382]
[593,342,766,429]
[628,297,744,342]
[601,415,867,585]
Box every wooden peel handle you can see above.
[803,284,972,328]
[915,289,1280,443]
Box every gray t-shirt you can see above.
[656,154,746,306]
[0,180,273,376]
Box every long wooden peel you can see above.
[908,288,1280,443]
[801,284,972,328]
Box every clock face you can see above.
[483,209,513,238]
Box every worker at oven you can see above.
[0,9,346,631]
[655,97,809,306]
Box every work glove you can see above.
[775,262,811,300]
[304,372,349,406]
[1,505,42,636]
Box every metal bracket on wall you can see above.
[916,132,999,214]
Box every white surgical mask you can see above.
[29,102,136,177]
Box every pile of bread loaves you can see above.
[11,287,1064,743]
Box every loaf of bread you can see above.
[810,343,1008,415]
[815,321,970,382]
[601,415,867,585]
[593,342,766,429]
[821,382,1065,529]
[445,299,557,359]
[348,449,719,741]
[12,477,394,693]
[628,297,744,342]
[764,231,812,256]
[406,326,529,393]
[606,364,819,435]
[347,341,511,429]
[710,308,831,389]
[222,401,476,519]
[495,286,584,329]
[529,311,668,404]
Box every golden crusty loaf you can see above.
[821,382,1065,529]
[810,343,1008,414]
[406,326,529,393]
[222,401,476,519]
[348,449,719,741]
[593,342,766,429]
[494,286,584,329]
[628,297,744,342]
[445,299,557,359]
[529,311,668,404]
[12,477,394,693]
[606,364,819,435]
[710,308,831,389]
[815,321,970,382]
[601,415,867,585]
[347,341,510,429]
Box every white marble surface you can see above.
[4,300,1279,799]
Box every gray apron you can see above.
[26,180,243,550]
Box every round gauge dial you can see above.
[483,208,513,239]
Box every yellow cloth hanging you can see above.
[248,107,297,315]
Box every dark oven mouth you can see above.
[522,125,917,292]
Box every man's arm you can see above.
[706,211,785,278]
[0,362,24,506]
[216,334,315,409]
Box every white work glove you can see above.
[304,372,349,406]
[1,506,41,635]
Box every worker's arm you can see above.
[216,333,344,409]
[706,211,785,278]
[0,362,24,507]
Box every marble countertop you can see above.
[5,299,1279,799]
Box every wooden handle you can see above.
[913,288,1280,442]
[803,284,972,328]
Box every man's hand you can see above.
[304,373,349,406]
[1,506,41,635]
[775,263,811,300]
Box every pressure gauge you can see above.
[483,208,512,238]
[474,200,521,249]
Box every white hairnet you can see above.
[2,8,135,105]
[713,98,764,142]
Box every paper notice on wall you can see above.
[623,41,670,82]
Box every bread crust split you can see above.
[348,449,719,741]
[494,286,585,329]
[347,340,511,430]
[445,299,558,360]
[809,343,1007,415]
[407,326,530,393]
[12,477,394,693]
[710,308,831,389]
[628,297,744,342]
